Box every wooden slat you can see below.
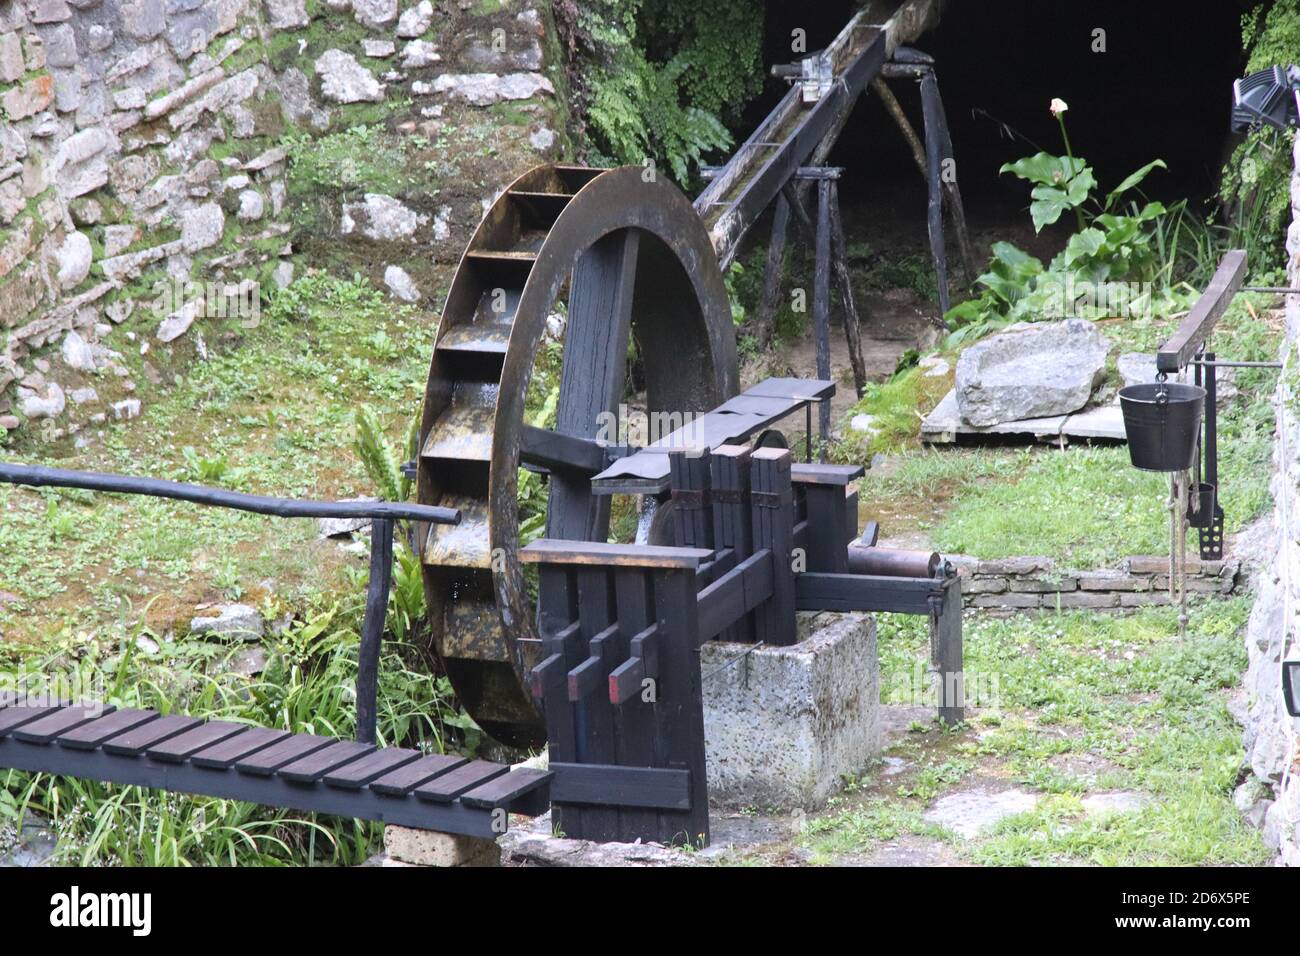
[521,539,712,569]
[12,704,116,745]
[190,726,289,769]
[549,762,691,811]
[696,550,774,640]
[146,721,249,763]
[58,708,160,750]
[278,741,375,783]
[460,768,552,810]
[791,462,863,485]
[102,715,201,756]
[414,760,509,803]
[369,753,467,797]
[324,748,422,790]
[0,703,69,738]
[234,733,334,776]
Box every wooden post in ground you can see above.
[920,70,950,318]
[813,178,833,459]
[872,74,975,286]
[753,192,792,349]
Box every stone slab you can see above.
[921,390,1126,444]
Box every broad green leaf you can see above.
[1105,159,1166,208]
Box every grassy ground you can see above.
[725,599,1269,867]
[843,292,1282,568]
[0,272,436,644]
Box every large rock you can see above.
[429,72,553,106]
[352,0,397,29]
[314,49,384,104]
[396,0,433,37]
[341,193,426,241]
[955,319,1109,427]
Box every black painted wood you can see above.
[795,571,939,614]
[234,733,333,776]
[59,709,160,750]
[572,566,619,841]
[414,760,510,803]
[459,768,553,811]
[325,748,422,790]
[813,178,833,454]
[549,763,691,811]
[750,447,796,645]
[13,704,115,744]
[610,569,660,839]
[0,702,66,738]
[651,565,709,846]
[920,70,951,317]
[696,551,773,641]
[0,732,503,838]
[190,726,289,769]
[146,721,248,763]
[368,753,467,796]
[279,740,376,783]
[933,575,965,725]
[102,715,201,756]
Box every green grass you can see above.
[0,270,429,642]
[798,599,1268,866]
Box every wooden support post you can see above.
[571,568,619,841]
[791,463,861,574]
[931,575,964,725]
[784,177,867,400]
[650,564,709,847]
[827,181,868,398]
[750,447,796,646]
[531,566,580,837]
[611,568,660,840]
[710,445,755,643]
[872,75,975,286]
[754,192,792,349]
[669,451,714,553]
[920,70,951,318]
[929,77,976,288]
[355,518,393,746]
[813,179,833,460]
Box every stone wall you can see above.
[1235,131,1300,865]
[0,0,565,439]
[951,554,1239,613]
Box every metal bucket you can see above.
[1118,382,1206,472]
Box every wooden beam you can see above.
[1157,250,1248,373]
[549,763,691,811]
[520,425,607,475]
[521,539,713,569]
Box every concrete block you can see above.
[701,611,878,810]
[382,826,500,867]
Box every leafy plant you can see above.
[944,100,1182,345]
[562,0,763,183]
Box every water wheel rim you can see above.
[417,165,737,747]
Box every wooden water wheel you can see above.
[416,164,738,747]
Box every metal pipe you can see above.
[847,544,941,578]
[356,518,394,745]
[1190,359,1283,368]
[0,462,460,524]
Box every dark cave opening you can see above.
[745,1,1252,249]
